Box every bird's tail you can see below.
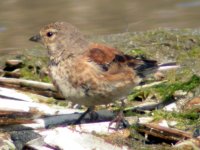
[158,62,180,71]
[135,60,179,78]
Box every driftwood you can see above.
[137,123,192,142]
[0,86,33,102]
[0,97,76,117]
[0,77,55,91]
[24,127,129,150]
[0,77,64,99]
[0,110,115,132]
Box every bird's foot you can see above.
[108,110,130,130]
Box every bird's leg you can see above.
[74,106,95,124]
[109,99,129,130]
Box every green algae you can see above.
[152,109,200,130]
[128,75,200,102]
[19,54,51,82]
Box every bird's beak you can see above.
[29,34,41,42]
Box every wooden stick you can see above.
[0,110,115,132]
[0,77,56,92]
[137,123,192,142]
[0,77,65,99]
[134,80,167,90]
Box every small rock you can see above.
[158,120,169,128]
[174,90,187,97]
[168,121,178,127]
[163,102,178,112]
[138,117,154,124]
[4,69,21,78]
[158,120,178,128]
[4,59,23,71]
[193,128,200,138]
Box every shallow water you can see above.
[0,0,200,55]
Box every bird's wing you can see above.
[84,43,158,77]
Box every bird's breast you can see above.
[49,63,86,102]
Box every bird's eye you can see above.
[46,32,54,37]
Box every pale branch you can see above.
[137,123,192,142]
[0,77,64,99]
[0,77,56,91]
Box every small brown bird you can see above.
[30,22,178,126]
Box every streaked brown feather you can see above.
[85,43,158,76]
[87,44,119,64]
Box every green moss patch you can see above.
[128,75,200,102]
[18,54,51,82]
[152,109,200,130]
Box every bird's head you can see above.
[30,22,88,58]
